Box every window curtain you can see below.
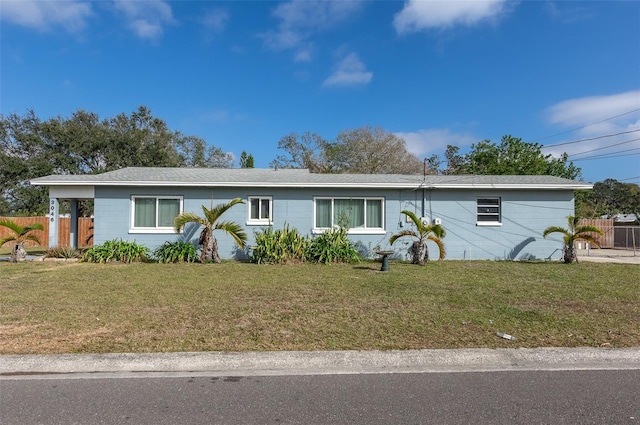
[250,198,260,220]
[334,199,364,228]
[260,199,270,220]
[315,199,332,228]
[158,199,180,227]
[366,199,382,228]
[134,198,156,227]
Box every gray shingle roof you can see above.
[30,167,592,190]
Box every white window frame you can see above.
[247,196,273,225]
[476,197,502,226]
[130,195,183,234]
[312,197,385,235]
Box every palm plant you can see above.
[389,211,446,265]
[173,198,247,263]
[0,219,45,262]
[543,215,604,264]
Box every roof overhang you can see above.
[30,179,593,191]
[49,185,95,199]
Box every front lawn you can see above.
[0,261,638,354]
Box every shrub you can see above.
[251,224,309,264]
[306,227,361,264]
[45,246,82,259]
[82,239,149,263]
[153,241,199,263]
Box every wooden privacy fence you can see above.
[577,219,614,248]
[0,216,94,249]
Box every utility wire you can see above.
[541,129,640,148]
[572,148,640,161]
[534,108,640,143]
[568,137,640,157]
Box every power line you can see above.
[534,108,640,143]
[572,148,640,161]
[575,147,640,160]
[541,129,640,149]
[569,137,640,157]
[620,176,640,181]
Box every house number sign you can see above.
[50,199,56,222]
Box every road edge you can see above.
[2,347,639,378]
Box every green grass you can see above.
[0,261,638,354]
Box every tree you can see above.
[424,154,441,175]
[174,135,233,168]
[0,107,231,215]
[0,218,44,262]
[239,151,255,168]
[270,132,328,172]
[459,135,581,179]
[0,110,54,215]
[173,198,247,263]
[574,179,640,220]
[574,190,600,219]
[326,126,423,174]
[543,216,604,264]
[593,179,639,219]
[443,145,465,175]
[389,211,446,265]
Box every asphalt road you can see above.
[2,370,639,424]
[2,348,639,424]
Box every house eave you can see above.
[30,179,593,191]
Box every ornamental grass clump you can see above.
[251,224,309,264]
[82,239,149,263]
[45,246,82,259]
[153,241,199,263]
[306,226,361,264]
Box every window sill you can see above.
[129,228,180,234]
[246,221,272,226]
[312,228,386,235]
[476,222,502,227]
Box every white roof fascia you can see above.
[431,183,593,190]
[31,179,593,191]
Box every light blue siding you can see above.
[94,186,573,261]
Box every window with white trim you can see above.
[477,197,501,225]
[314,197,384,233]
[131,196,182,232]
[248,196,272,224]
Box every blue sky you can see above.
[1,0,639,184]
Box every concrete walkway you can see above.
[2,348,640,378]
[577,248,640,264]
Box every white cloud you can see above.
[294,48,313,63]
[544,2,592,24]
[202,8,228,33]
[544,91,640,158]
[0,0,92,32]
[322,53,372,87]
[113,0,175,40]
[548,91,640,130]
[262,0,362,59]
[393,0,513,34]
[202,110,229,123]
[395,129,477,157]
